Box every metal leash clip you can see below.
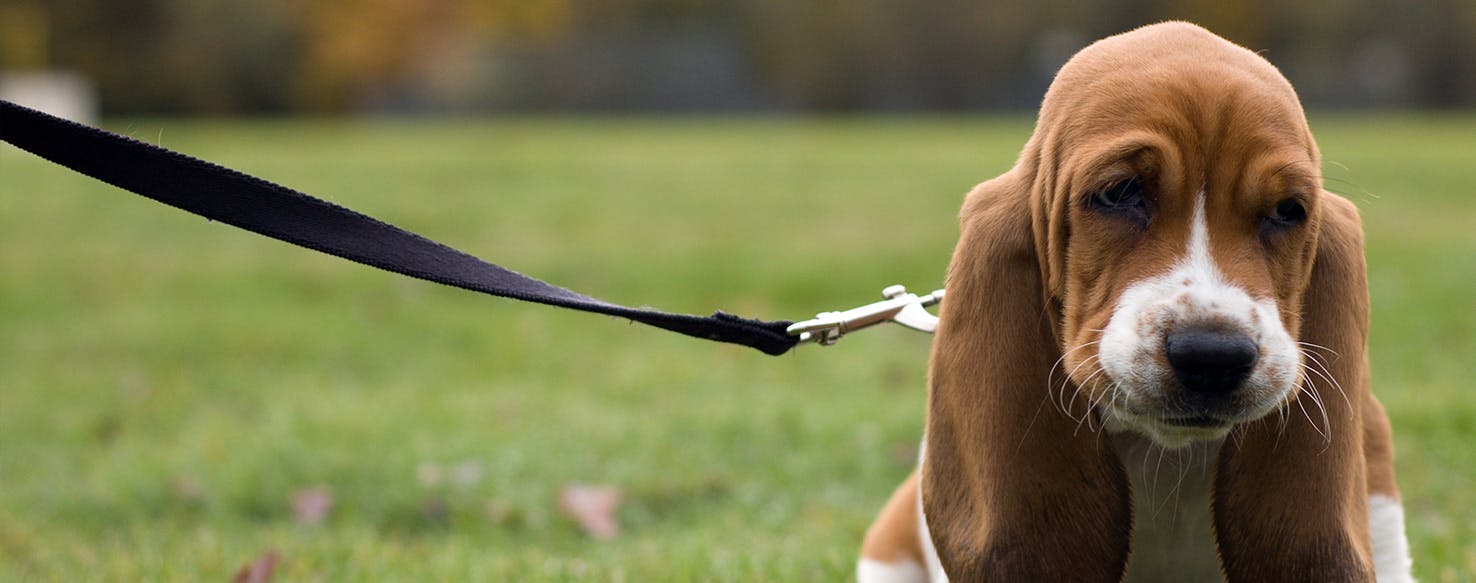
[787,285,945,345]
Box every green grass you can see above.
[1,114,1472,581]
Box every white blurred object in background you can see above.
[1,71,97,125]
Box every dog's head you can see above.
[921,22,1375,579]
[1036,23,1325,447]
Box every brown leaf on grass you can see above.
[291,487,333,525]
[421,494,449,524]
[417,462,444,487]
[558,484,622,540]
[231,550,280,583]
[171,475,207,503]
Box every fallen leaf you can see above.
[485,499,515,524]
[291,487,333,525]
[171,475,207,503]
[558,484,622,540]
[231,550,280,583]
[417,463,444,487]
[421,494,449,524]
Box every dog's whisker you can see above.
[1299,371,1332,441]
[1070,362,1108,419]
[1298,360,1337,401]
[1159,447,1193,521]
[1292,382,1330,442]
[1105,382,1123,429]
[1298,347,1333,374]
[1016,394,1055,455]
[1301,349,1352,412]
[1297,349,1340,393]
[1303,361,1341,400]
[1059,353,1100,420]
[1050,346,1086,401]
[1047,343,1099,412]
[1077,363,1116,433]
[1296,341,1340,359]
[1273,395,1291,448]
[1150,445,1170,519]
[1045,344,1091,412]
[1201,441,1212,481]
[1085,367,1116,433]
[1073,368,1110,435]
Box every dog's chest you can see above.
[1112,432,1225,582]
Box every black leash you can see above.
[0,100,801,355]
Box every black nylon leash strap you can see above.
[0,100,800,355]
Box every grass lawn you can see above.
[1,114,1472,581]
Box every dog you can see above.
[856,22,1413,582]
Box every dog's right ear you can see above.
[920,171,1132,581]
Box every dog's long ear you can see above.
[921,171,1131,581]
[1213,192,1375,580]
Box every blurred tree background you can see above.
[0,0,1472,114]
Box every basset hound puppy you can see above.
[857,22,1413,582]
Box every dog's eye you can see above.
[1093,179,1144,208]
[1088,178,1150,224]
[1266,198,1308,226]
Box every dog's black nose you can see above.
[1166,328,1258,394]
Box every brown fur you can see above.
[860,21,1400,581]
[860,471,925,565]
[1363,392,1400,499]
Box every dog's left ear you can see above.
[1213,192,1376,580]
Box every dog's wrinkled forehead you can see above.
[1020,22,1320,302]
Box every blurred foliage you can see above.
[1,0,1474,113]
